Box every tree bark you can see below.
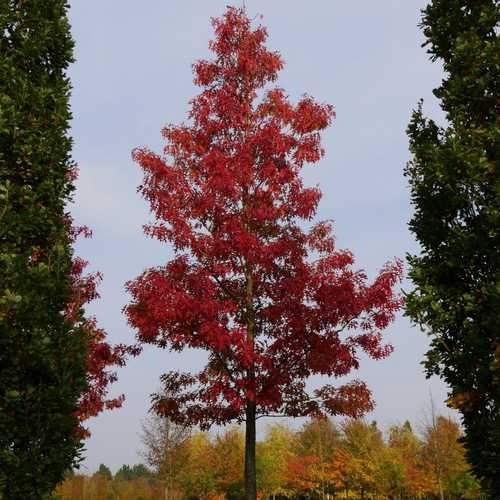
[244,255,257,499]
[245,400,257,500]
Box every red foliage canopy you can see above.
[125,7,402,430]
[68,224,137,436]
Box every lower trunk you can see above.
[439,481,444,500]
[245,400,257,500]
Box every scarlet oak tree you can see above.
[125,7,402,499]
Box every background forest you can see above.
[56,413,484,500]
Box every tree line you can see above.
[56,413,485,499]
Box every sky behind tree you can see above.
[67,0,451,473]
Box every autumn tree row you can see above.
[57,415,484,500]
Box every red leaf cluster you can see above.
[125,7,403,429]
[68,223,139,436]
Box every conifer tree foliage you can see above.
[405,0,499,495]
[126,7,402,499]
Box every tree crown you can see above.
[126,6,402,429]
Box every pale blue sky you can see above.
[67,1,451,473]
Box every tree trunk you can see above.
[245,400,257,500]
[244,256,257,499]
[438,478,444,500]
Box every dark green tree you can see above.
[96,464,112,481]
[0,1,87,498]
[405,0,499,495]
[115,464,152,481]
[115,464,133,481]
